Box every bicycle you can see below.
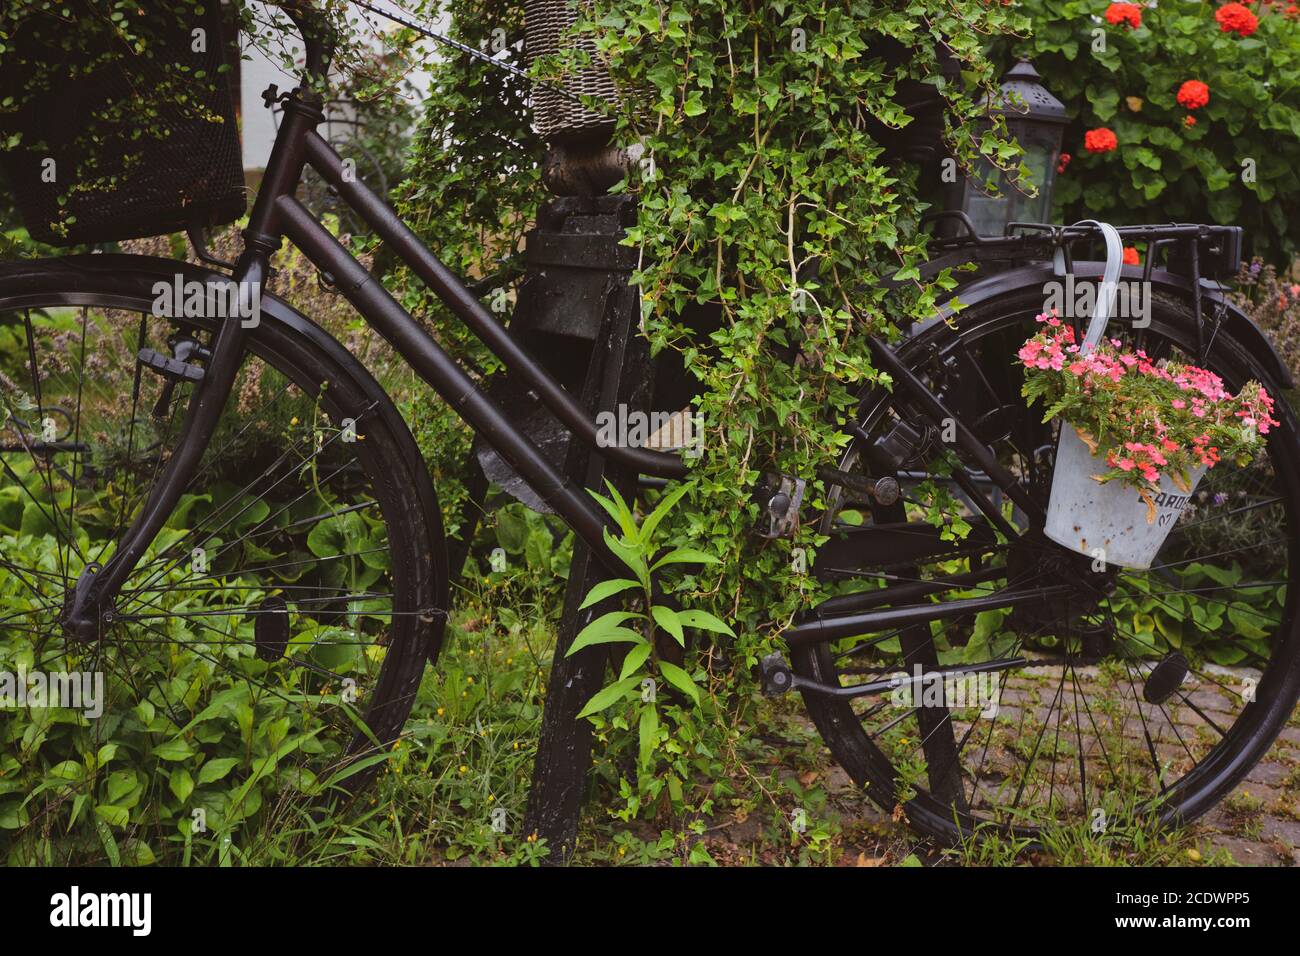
[2,0,1298,848]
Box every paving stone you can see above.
[825,765,855,793]
[1274,748,1300,766]
[725,816,762,845]
[1260,816,1300,849]
[1186,689,1238,715]
[1245,760,1292,788]
[1202,834,1281,865]
[1198,806,1232,833]
[1231,782,1282,804]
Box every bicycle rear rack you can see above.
[923,214,1243,283]
[918,217,1242,365]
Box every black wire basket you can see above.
[0,1,246,246]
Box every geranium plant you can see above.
[1003,0,1300,259]
[1019,313,1278,508]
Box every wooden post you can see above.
[523,277,650,860]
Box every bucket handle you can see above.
[1070,219,1124,356]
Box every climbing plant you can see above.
[393,0,1027,816]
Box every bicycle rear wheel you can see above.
[0,256,446,850]
[799,287,1300,845]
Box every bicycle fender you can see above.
[913,261,1293,389]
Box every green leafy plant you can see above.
[392,0,1025,823]
[567,482,734,812]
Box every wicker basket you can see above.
[524,0,620,143]
[0,1,246,245]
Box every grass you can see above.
[194,558,1287,867]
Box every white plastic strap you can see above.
[1071,219,1124,356]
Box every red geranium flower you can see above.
[1123,246,1140,266]
[1216,3,1259,36]
[1084,128,1119,153]
[1177,80,1210,110]
[1288,3,1299,16]
[1104,2,1143,28]
[1184,115,1197,127]
[1057,152,1072,174]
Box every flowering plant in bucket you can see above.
[1019,313,1278,516]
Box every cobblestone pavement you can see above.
[1196,721,1300,865]
[796,662,1300,864]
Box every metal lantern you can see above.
[952,60,1068,236]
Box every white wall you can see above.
[238,1,443,172]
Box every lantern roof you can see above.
[991,60,1068,125]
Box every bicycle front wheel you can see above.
[0,256,447,855]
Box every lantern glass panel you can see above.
[962,134,1057,236]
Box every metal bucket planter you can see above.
[1044,424,1207,570]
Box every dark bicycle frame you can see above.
[61,7,1271,697]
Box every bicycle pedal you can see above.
[752,473,805,539]
[1143,651,1189,705]
[758,652,794,696]
[254,595,290,661]
[137,347,206,385]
